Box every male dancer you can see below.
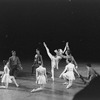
[8,50,23,78]
[31,49,43,75]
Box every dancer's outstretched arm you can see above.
[59,66,68,78]
[63,42,69,53]
[60,54,69,59]
[73,67,80,77]
[92,68,100,76]
[71,55,78,68]
[43,42,54,59]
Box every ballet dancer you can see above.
[59,58,80,89]
[31,62,47,92]
[43,42,64,81]
[31,49,43,75]
[60,42,86,83]
[85,63,99,82]
[8,50,23,78]
[61,42,78,68]
[0,61,19,89]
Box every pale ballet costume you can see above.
[36,65,47,85]
[1,63,19,88]
[44,43,61,81]
[60,63,78,88]
[31,65,47,92]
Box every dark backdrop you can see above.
[0,0,100,62]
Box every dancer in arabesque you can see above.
[43,42,67,81]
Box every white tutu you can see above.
[1,74,12,83]
[36,75,46,85]
[62,71,75,81]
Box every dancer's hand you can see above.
[20,66,23,70]
[43,42,46,46]
[78,73,80,77]
[66,42,69,47]
[76,66,78,69]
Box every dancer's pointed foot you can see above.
[66,85,71,89]
[31,89,35,92]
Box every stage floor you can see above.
[0,61,100,100]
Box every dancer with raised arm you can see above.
[61,42,78,68]
[31,63,47,92]
[0,61,19,89]
[43,42,63,81]
[60,42,86,84]
[59,58,80,89]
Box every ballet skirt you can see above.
[36,67,46,85]
[62,63,75,81]
[1,65,12,83]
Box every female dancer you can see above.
[59,58,80,89]
[31,62,47,92]
[43,42,63,81]
[60,42,86,84]
[0,61,19,88]
[61,42,78,68]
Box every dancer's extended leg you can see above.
[51,67,54,81]
[11,76,19,87]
